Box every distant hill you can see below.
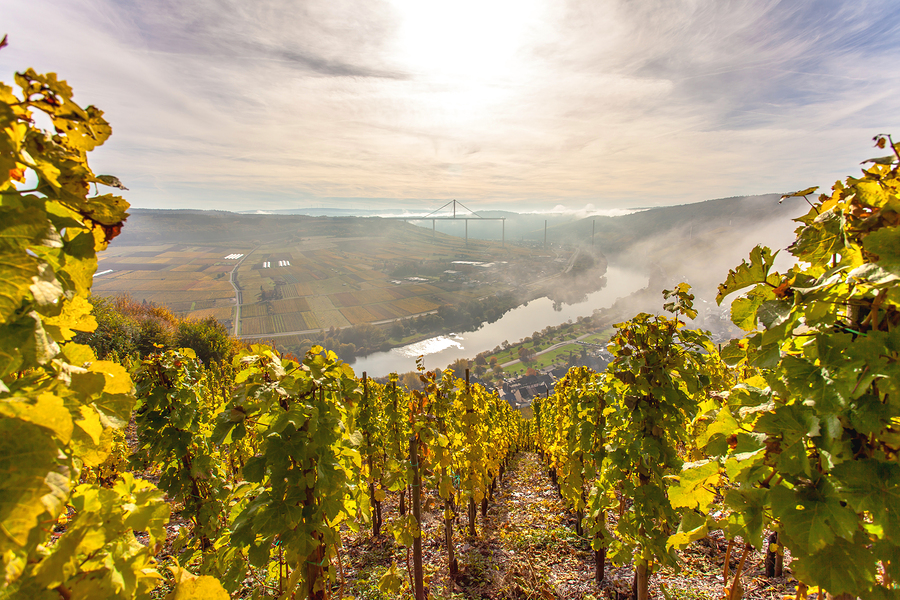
[116,209,432,246]
[534,193,796,252]
[540,193,808,312]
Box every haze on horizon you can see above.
[2,0,898,213]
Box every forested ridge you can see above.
[3,59,900,600]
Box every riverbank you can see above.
[349,266,648,378]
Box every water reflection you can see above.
[350,265,647,377]
[395,334,464,358]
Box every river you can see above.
[349,265,648,377]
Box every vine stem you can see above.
[723,538,734,584]
[727,542,752,600]
[335,537,346,600]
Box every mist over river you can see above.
[349,265,648,378]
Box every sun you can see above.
[387,0,549,82]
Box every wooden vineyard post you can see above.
[594,548,606,586]
[410,433,425,600]
[765,531,781,578]
[594,390,607,585]
[362,373,382,537]
[465,369,478,537]
[445,498,458,577]
[634,560,649,600]
[436,379,458,578]
[302,390,328,600]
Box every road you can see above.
[236,309,441,340]
[229,248,258,336]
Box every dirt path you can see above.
[341,452,795,599]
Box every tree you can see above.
[176,316,236,364]
[448,358,470,379]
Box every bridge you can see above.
[378,199,506,246]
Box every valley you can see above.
[93,210,608,363]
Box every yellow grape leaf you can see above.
[89,360,132,394]
[76,405,104,445]
[60,342,96,367]
[0,392,73,443]
[668,460,720,511]
[166,574,230,600]
[378,561,404,595]
[0,420,66,548]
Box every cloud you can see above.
[1,0,898,211]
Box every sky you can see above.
[2,0,899,212]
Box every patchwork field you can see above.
[95,212,550,341]
[93,243,244,324]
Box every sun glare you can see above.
[388,0,548,81]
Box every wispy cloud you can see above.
[2,0,898,211]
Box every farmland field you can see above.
[92,243,242,325]
[95,210,570,343]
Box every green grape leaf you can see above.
[93,175,128,191]
[60,342,95,366]
[53,104,112,152]
[0,207,50,252]
[756,299,792,329]
[115,473,170,537]
[789,535,877,597]
[42,295,97,341]
[722,488,766,548]
[855,179,899,210]
[698,406,738,448]
[769,484,858,555]
[781,355,844,415]
[754,404,819,477]
[88,360,133,394]
[862,225,900,275]
[831,459,900,539]
[28,263,62,312]
[861,155,896,165]
[719,338,747,366]
[789,208,845,265]
[81,193,129,227]
[847,393,892,435]
[730,286,775,331]
[847,262,900,286]
[0,252,40,322]
[717,246,780,304]
[782,186,819,199]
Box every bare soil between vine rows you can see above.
[340,452,799,600]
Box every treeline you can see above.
[283,291,522,360]
[76,295,241,364]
